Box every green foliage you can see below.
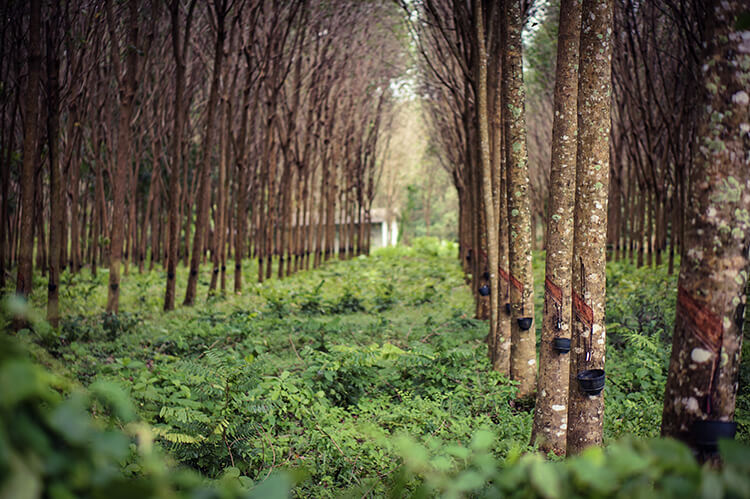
[6,239,750,497]
[603,260,678,440]
[387,432,750,498]
[0,333,293,499]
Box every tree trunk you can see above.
[0,98,17,289]
[68,110,81,273]
[15,0,41,310]
[184,1,225,306]
[531,0,581,456]
[210,92,229,295]
[164,0,195,311]
[149,174,161,271]
[661,0,749,458]
[503,0,536,399]
[233,62,254,293]
[566,0,613,455]
[474,0,503,374]
[106,0,139,314]
[46,9,63,328]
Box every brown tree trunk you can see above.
[668,184,677,275]
[566,0,613,455]
[35,176,45,277]
[184,0,226,306]
[494,67,512,375]
[636,182,646,268]
[68,110,81,273]
[210,91,230,295]
[661,0,749,457]
[0,97,16,289]
[233,58,254,293]
[46,8,63,328]
[531,0,581,456]
[646,188,653,266]
[106,0,139,314]
[149,175,161,271]
[15,0,41,310]
[139,170,154,273]
[474,0,501,376]
[503,0,536,399]
[164,0,193,310]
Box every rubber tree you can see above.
[531,0,581,456]
[566,0,614,455]
[15,0,41,310]
[474,0,502,374]
[46,1,63,327]
[502,0,536,398]
[184,0,227,306]
[105,0,140,314]
[164,0,196,311]
[661,0,750,451]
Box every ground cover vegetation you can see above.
[3,239,750,497]
[2,0,750,496]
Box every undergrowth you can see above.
[2,237,749,497]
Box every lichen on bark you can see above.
[531,0,581,456]
[503,0,537,399]
[661,1,750,451]
[566,0,614,455]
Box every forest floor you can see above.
[7,238,750,496]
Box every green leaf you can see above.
[453,470,485,492]
[469,429,495,451]
[719,439,750,472]
[0,361,46,407]
[222,466,241,479]
[47,397,92,445]
[530,458,561,499]
[699,471,724,499]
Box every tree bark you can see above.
[566,0,614,455]
[474,0,502,375]
[184,0,226,306]
[661,0,750,454]
[503,0,536,398]
[531,0,581,456]
[46,7,63,328]
[15,0,41,310]
[105,0,139,314]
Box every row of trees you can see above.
[1,0,405,324]
[406,0,749,458]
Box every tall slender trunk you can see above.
[531,0,581,456]
[150,176,161,271]
[494,59,512,374]
[106,0,139,314]
[184,1,226,305]
[1,98,17,289]
[233,67,254,293]
[68,109,81,272]
[668,184,677,275]
[210,92,229,294]
[46,10,62,327]
[566,0,613,455]
[15,0,42,309]
[636,183,645,267]
[35,177,45,276]
[474,0,501,374]
[140,165,155,273]
[646,188,653,266]
[503,0,536,398]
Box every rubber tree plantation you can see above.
[1,0,750,497]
